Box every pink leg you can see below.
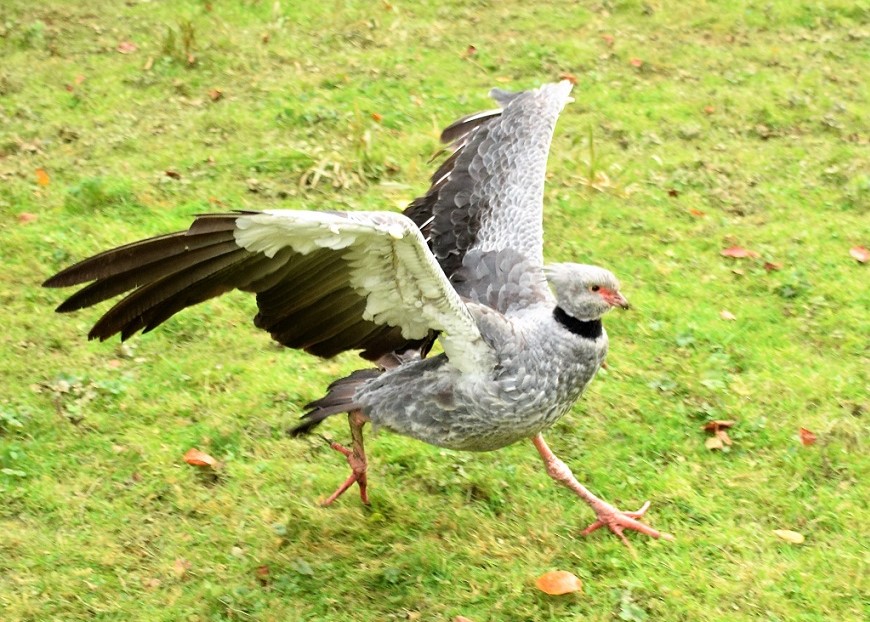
[321,410,370,506]
[532,434,673,548]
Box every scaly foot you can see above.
[581,499,673,547]
[321,439,369,506]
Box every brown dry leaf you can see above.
[535,570,583,595]
[165,169,182,180]
[799,427,817,446]
[208,88,223,102]
[705,435,724,450]
[716,429,733,446]
[689,208,706,217]
[183,448,218,468]
[703,105,715,115]
[35,168,50,186]
[667,188,680,197]
[721,245,760,259]
[117,41,138,54]
[629,58,644,68]
[18,212,38,224]
[849,246,869,263]
[772,529,805,544]
[719,310,736,321]
[763,261,783,272]
[371,112,383,122]
[463,45,477,58]
[702,420,736,432]
[173,558,191,578]
[558,72,578,85]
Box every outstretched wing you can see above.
[404,81,574,314]
[44,210,494,372]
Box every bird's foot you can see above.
[321,440,369,506]
[582,499,674,548]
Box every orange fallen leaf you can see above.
[721,245,760,259]
[18,212,38,224]
[535,570,583,595]
[689,208,706,217]
[183,448,218,468]
[703,105,715,115]
[798,427,817,446]
[763,261,783,272]
[371,112,383,122]
[629,58,644,68]
[716,429,733,446]
[208,88,223,102]
[773,529,805,544]
[463,45,477,58]
[849,246,869,263]
[117,40,138,54]
[35,168,50,186]
[702,420,736,432]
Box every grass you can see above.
[1,0,868,620]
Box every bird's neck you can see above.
[553,306,603,340]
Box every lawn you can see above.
[1,1,867,620]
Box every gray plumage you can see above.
[44,81,627,455]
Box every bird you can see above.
[44,80,672,546]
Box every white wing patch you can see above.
[234,210,495,373]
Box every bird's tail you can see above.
[288,369,381,436]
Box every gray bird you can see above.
[44,81,672,546]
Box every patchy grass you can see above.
[1,0,867,620]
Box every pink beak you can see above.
[600,287,630,309]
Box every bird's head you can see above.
[544,263,629,321]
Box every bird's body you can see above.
[357,306,608,452]
[44,81,671,546]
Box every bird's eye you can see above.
[590,285,600,292]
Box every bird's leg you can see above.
[531,434,673,548]
[322,410,370,506]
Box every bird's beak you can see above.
[600,288,630,310]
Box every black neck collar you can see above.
[554,306,603,340]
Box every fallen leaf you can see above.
[601,34,615,47]
[117,41,138,54]
[719,310,736,321]
[183,448,218,468]
[173,558,191,578]
[667,188,679,197]
[165,169,182,180]
[773,529,805,544]
[702,420,736,432]
[629,58,644,68]
[721,245,760,259]
[371,112,383,122]
[255,564,270,585]
[208,88,223,102]
[849,246,869,263]
[716,429,733,446]
[763,261,783,272]
[705,435,724,450]
[703,105,715,114]
[35,168,50,186]
[558,72,578,85]
[689,208,706,217]
[798,427,817,446]
[463,45,477,57]
[18,212,38,224]
[535,570,583,595]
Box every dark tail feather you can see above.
[288,369,381,437]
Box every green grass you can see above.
[1,0,868,620]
